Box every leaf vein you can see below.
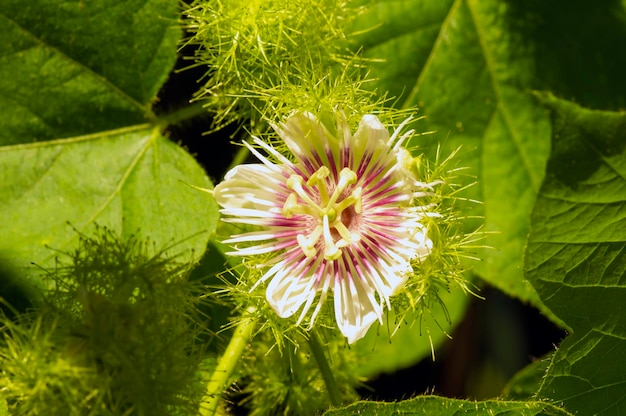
[402,0,461,108]
[0,124,150,152]
[465,0,539,188]
[78,129,158,231]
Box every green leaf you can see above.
[525,94,626,414]
[0,126,217,288]
[0,0,218,291]
[353,0,569,322]
[502,355,551,401]
[505,1,626,111]
[325,396,572,416]
[0,0,179,145]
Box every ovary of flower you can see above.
[213,111,435,344]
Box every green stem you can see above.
[226,143,251,174]
[160,101,209,126]
[308,331,342,407]
[201,315,255,415]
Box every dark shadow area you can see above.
[359,285,567,400]
[505,0,626,110]
[0,258,35,318]
[153,37,244,183]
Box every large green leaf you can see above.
[0,0,179,145]
[325,396,572,415]
[346,0,556,374]
[354,0,584,321]
[525,94,626,415]
[0,0,218,289]
[0,126,217,287]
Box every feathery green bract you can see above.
[0,227,209,416]
[184,0,393,131]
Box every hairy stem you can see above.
[308,331,342,407]
[201,314,255,415]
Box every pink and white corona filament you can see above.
[214,112,435,343]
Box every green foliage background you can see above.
[1,0,625,414]
[0,0,217,289]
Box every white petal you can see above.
[349,246,407,307]
[350,114,390,163]
[214,164,286,211]
[266,260,319,318]
[275,112,338,168]
[387,115,415,151]
[296,257,326,325]
[247,136,293,166]
[219,207,279,218]
[306,263,332,327]
[333,273,382,344]
[222,228,299,244]
[227,239,294,256]
[373,256,410,297]
[357,115,388,143]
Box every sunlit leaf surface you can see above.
[0,126,217,287]
[0,0,217,288]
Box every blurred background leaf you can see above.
[502,353,551,400]
[525,95,626,415]
[353,286,469,378]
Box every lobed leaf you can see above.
[0,0,218,290]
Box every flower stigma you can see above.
[283,166,362,261]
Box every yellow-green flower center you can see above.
[282,166,362,261]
